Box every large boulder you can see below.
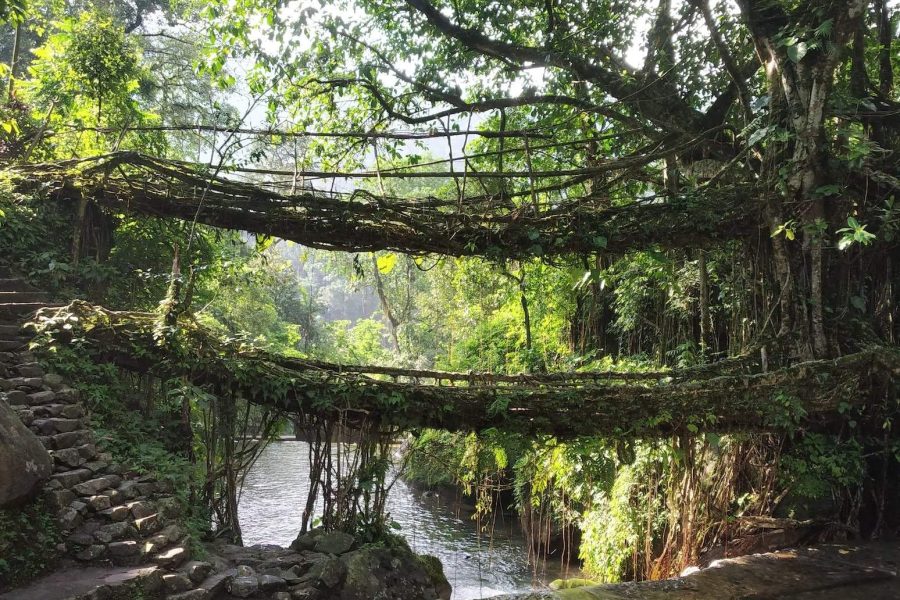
[0,395,52,507]
[340,545,451,600]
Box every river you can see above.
[238,440,576,599]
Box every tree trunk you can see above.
[371,254,401,352]
[7,23,20,100]
[698,250,713,356]
[740,0,866,358]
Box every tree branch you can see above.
[405,0,706,134]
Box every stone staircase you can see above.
[0,273,218,599]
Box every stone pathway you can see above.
[0,565,162,600]
[0,274,210,599]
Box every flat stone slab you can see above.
[489,544,899,599]
[0,565,159,600]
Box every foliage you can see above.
[0,498,61,590]
[2,0,900,586]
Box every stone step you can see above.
[0,565,162,600]
[0,324,26,337]
[0,278,36,293]
[0,339,26,351]
[0,291,51,303]
[30,417,84,436]
[0,302,62,320]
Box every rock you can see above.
[160,524,184,543]
[73,477,112,496]
[136,482,157,496]
[68,531,95,546]
[135,513,162,535]
[260,574,288,591]
[57,507,83,530]
[52,447,86,468]
[76,443,98,459]
[314,531,355,555]
[100,505,130,521]
[54,387,79,403]
[86,494,111,511]
[5,389,27,405]
[116,480,140,500]
[157,496,181,519]
[33,417,83,435]
[339,547,451,600]
[274,593,292,600]
[184,561,214,584]
[197,570,232,596]
[27,390,56,405]
[75,544,106,561]
[108,540,141,558]
[0,396,52,507]
[45,489,76,511]
[143,533,170,555]
[49,467,92,487]
[16,363,44,378]
[60,404,85,419]
[154,545,189,568]
[15,408,34,425]
[317,557,347,589]
[127,500,156,519]
[98,521,131,542]
[167,590,209,600]
[162,573,194,594]
[227,576,259,598]
[290,585,324,599]
[83,460,109,474]
[291,529,322,552]
[236,565,256,577]
[52,430,92,449]
[43,373,64,389]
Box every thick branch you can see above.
[405,0,706,134]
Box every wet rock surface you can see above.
[488,543,900,599]
[209,534,451,600]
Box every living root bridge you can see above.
[9,152,759,257]
[30,302,897,438]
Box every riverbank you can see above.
[488,543,900,599]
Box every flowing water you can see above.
[238,440,577,599]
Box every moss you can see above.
[550,578,599,590]
[416,554,446,585]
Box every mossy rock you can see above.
[550,578,599,590]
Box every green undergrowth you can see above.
[403,425,885,583]
[0,497,62,591]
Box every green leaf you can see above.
[787,41,809,63]
[592,235,607,249]
[376,253,398,274]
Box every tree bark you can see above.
[371,254,401,352]
[7,23,20,101]
[876,0,893,97]
[698,250,713,356]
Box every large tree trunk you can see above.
[741,0,866,358]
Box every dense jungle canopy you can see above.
[1,0,899,586]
